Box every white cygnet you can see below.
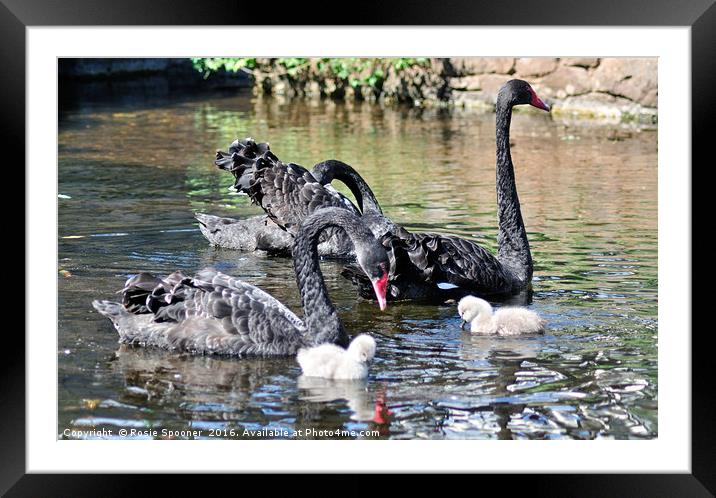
[297,334,376,380]
[457,295,545,336]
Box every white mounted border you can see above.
[28,26,689,473]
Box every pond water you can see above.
[58,87,657,440]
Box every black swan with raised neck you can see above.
[92,208,389,357]
[201,79,548,302]
[340,79,549,301]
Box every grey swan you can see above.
[338,80,550,301]
[92,208,390,357]
[197,140,364,258]
[195,212,294,255]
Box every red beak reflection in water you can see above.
[371,272,389,311]
[528,87,551,112]
[373,392,392,425]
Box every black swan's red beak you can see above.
[371,272,389,311]
[529,88,550,112]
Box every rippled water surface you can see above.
[58,88,657,440]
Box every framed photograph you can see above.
[6,0,710,494]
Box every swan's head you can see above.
[355,240,390,312]
[457,295,492,329]
[347,334,377,363]
[499,79,550,112]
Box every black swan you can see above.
[202,79,548,302]
[311,159,405,239]
[340,79,550,301]
[197,140,363,258]
[196,159,367,257]
[92,208,390,357]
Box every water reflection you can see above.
[58,88,657,439]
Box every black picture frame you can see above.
[5,0,710,495]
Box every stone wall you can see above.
[58,58,657,123]
[246,57,657,122]
[442,57,657,122]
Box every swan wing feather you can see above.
[341,232,514,300]
[103,269,307,357]
[250,162,357,234]
[407,233,514,294]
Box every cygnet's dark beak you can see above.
[460,320,467,331]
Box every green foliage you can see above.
[191,57,258,78]
[393,57,428,71]
[190,57,430,94]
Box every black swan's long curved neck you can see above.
[312,160,383,215]
[292,208,375,347]
[495,99,532,284]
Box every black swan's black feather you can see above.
[201,80,545,303]
[331,80,549,302]
[93,208,389,357]
[201,139,360,258]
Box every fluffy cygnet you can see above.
[457,295,545,336]
[297,334,376,380]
